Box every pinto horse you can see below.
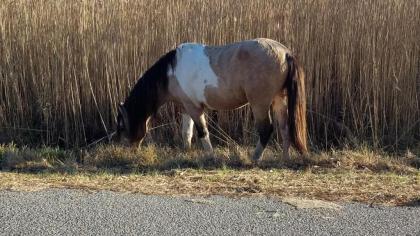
[115,38,307,160]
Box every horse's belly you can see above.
[203,86,248,110]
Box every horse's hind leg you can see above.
[273,94,290,159]
[181,113,194,149]
[251,105,274,161]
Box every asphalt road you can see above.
[0,189,419,236]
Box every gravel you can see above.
[0,189,419,235]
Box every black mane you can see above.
[123,49,177,133]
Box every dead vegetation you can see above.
[0,0,419,206]
[0,144,419,206]
[0,0,418,151]
[1,144,418,174]
[0,168,418,206]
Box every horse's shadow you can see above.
[402,199,420,207]
[0,151,319,175]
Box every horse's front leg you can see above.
[194,114,213,152]
[184,105,213,152]
[181,113,194,149]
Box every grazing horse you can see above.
[115,38,307,160]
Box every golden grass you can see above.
[1,144,419,205]
[1,144,419,174]
[1,0,418,207]
[0,169,418,206]
[0,0,418,150]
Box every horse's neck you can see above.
[130,87,169,119]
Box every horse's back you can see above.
[204,38,290,80]
[205,38,289,63]
[204,39,290,106]
[171,39,291,110]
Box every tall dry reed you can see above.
[0,0,419,151]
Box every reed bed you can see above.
[0,0,419,151]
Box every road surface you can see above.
[0,189,419,235]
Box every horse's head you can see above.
[115,102,148,147]
[114,49,176,147]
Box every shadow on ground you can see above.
[0,144,419,175]
[404,199,420,207]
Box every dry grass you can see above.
[1,144,419,174]
[0,143,78,173]
[0,169,418,206]
[0,0,419,206]
[1,144,419,205]
[0,0,418,151]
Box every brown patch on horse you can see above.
[237,49,250,60]
[203,39,290,110]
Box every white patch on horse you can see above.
[173,43,219,108]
